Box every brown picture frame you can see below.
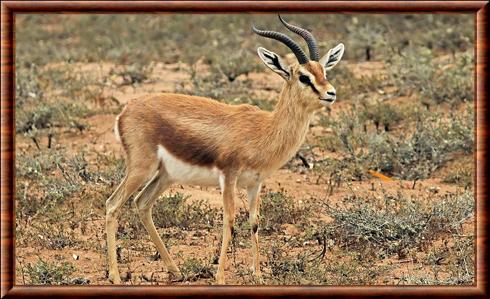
[1,1,488,298]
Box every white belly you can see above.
[157,145,262,189]
[157,145,221,186]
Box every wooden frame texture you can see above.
[1,1,488,298]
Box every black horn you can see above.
[278,15,319,61]
[252,25,309,65]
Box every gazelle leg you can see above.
[247,183,262,277]
[133,170,181,278]
[106,173,147,284]
[216,173,237,284]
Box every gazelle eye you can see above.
[299,75,311,84]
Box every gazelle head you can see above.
[253,15,345,110]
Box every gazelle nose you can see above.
[325,88,336,101]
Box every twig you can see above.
[47,133,53,149]
[309,235,327,262]
[412,178,419,189]
[296,153,310,169]
[31,136,41,150]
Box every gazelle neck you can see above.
[272,83,312,123]
[262,83,313,169]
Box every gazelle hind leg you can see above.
[133,168,181,278]
[106,173,147,284]
[247,183,262,278]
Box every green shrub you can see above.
[15,65,94,135]
[111,63,152,86]
[260,191,312,234]
[152,193,219,230]
[16,149,96,220]
[388,48,473,106]
[361,101,402,132]
[264,240,386,285]
[327,105,474,180]
[320,190,474,259]
[398,236,474,285]
[443,164,473,189]
[23,259,75,285]
[180,258,214,282]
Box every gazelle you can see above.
[106,15,344,284]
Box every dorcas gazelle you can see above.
[106,15,345,284]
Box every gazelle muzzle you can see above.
[321,89,337,103]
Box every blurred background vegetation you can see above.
[17,14,473,65]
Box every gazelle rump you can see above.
[105,15,345,284]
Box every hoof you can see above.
[169,271,184,282]
[216,273,225,285]
[254,275,265,284]
[109,274,121,284]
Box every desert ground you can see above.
[15,14,474,285]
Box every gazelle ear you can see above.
[257,47,291,80]
[319,43,345,71]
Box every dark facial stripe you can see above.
[306,79,320,95]
[299,74,320,95]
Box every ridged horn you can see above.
[278,15,319,61]
[252,25,309,64]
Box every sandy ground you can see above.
[15,60,474,285]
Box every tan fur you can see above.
[106,61,337,284]
[304,61,328,86]
[118,91,310,171]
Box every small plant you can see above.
[312,157,357,195]
[24,259,75,285]
[111,63,151,86]
[180,258,214,282]
[326,105,474,181]
[443,164,473,189]
[361,101,402,132]
[320,190,474,259]
[152,193,219,230]
[388,47,473,106]
[266,245,310,284]
[264,240,386,285]
[45,230,79,250]
[398,235,474,285]
[117,193,219,240]
[260,191,312,234]
[15,148,99,221]
[346,19,388,61]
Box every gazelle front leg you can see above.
[247,183,262,278]
[216,172,237,284]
